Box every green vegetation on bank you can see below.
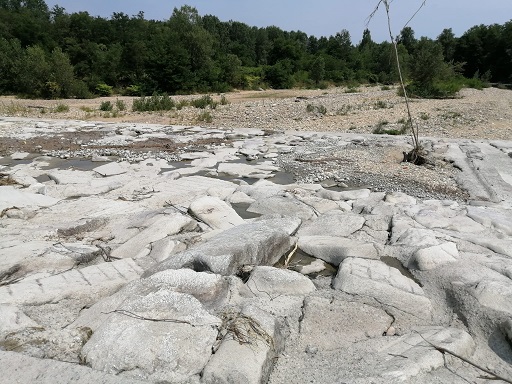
[0,1,510,100]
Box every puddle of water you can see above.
[275,248,337,278]
[231,202,261,220]
[380,256,422,286]
[40,158,111,171]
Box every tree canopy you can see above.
[0,1,510,98]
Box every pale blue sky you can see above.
[44,0,512,43]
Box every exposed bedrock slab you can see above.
[298,236,379,266]
[0,350,145,384]
[413,208,486,233]
[246,266,316,296]
[0,258,143,305]
[143,217,300,277]
[297,210,365,237]
[316,188,371,201]
[471,279,512,315]
[299,296,393,349]
[0,185,60,211]
[0,304,39,339]
[110,213,197,259]
[346,327,476,383]
[73,268,241,333]
[188,196,245,230]
[333,258,432,319]
[202,305,285,384]
[466,204,512,235]
[247,195,316,221]
[410,242,459,271]
[81,290,220,383]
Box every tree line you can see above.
[0,0,511,99]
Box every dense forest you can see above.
[0,0,511,99]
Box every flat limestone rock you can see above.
[297,211,365,237]
[111,214,197,259]
[410,242,459,270]
[298,236,379,266]
[0,258,143,305]
[333,258,432,319]
[472,279,512,315]
[188,196,244,230]
[467,204,512,235]
[81,290,219,383]
[247,195,316,221]
[299,297,392,349]
[0,305,39,339]
[202,305,283,384]
[246,266,316,296]
[143,217,299,277]
[343,327,475,383]
[0,350,145,384]
[0,186,60,211]
[93,162,129,177]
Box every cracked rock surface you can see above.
[0,116,512,383]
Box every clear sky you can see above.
[44,0,512,43]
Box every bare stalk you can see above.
[367,0,429,159]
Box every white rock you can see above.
[93,162,128,177]
[298,211,365,237]
[411,242,459,270]
[0,186,60,211]
[333,258,432,318]
[248,195,316,221]
[188,196,244,230]
[298,236,379,266]
[246,266,316,296]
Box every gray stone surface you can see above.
[333,258,432,318]
[247,195,316,221]
[143,217,299,276]
[188,195,245,230]
[81,290,219,383]
[410,242,459,270]
[0,350,146,384]
[246,266,316,296]
[298,236,379,266]
[297,210,365,237]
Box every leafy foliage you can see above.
[0,1,510,99]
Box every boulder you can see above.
[143,217,300,277]
[471,279,512,315]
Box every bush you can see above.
[71,80,93,99]
[132,94,175,112]
[100,101,113,111]
[124,84,142,96]
[191,95,216,109]
[53,103,69,113]
[306,104,327,115]
[95,83,113,96]
[196,111,213,123]
[116,98,126,111]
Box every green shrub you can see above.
[53,103,69,113]
[197,111,213,123]
[374,100,388,109]
[71,80,93,99]
[306,104,327,115]
[220,95,229,105]
[124,84,142,96]
[96,83,113,96]
[116,99,126,111]
[100,101,113,111]
[336,105,352,116]
[132,94,175,112]
[191,95,216,109]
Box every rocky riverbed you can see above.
[0,87,512,383]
